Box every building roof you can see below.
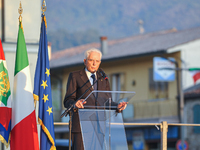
[184,83,200,99]
[50,27,200,69]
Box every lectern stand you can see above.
[78,91,135,150]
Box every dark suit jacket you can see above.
[63,68,112,132]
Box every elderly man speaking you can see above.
[64,48,127,150]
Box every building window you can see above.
[109,73,125,102]
[110,73,125,91]
[149,68,168,100]
[111,73,121,91]
[193,104,200,133]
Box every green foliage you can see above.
[47,29,99,52]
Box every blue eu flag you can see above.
[33,14,56,150]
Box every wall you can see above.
[185,99,200,150]
[0,0,41,149]
[1,0,41,91]
[168,39,200,89]
[4,0,41,43]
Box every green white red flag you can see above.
[189,68,200,84]
[10,19,39,150]
[0,38,12,148]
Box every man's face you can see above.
[84,51,101,73]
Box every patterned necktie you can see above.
[91,74,98,105]
[91,74,97,90]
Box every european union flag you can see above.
[33,14,56,150]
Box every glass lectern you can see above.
[78,91,135,150]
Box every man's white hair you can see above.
[84,48,102,59]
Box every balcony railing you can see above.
[54,121,200,150]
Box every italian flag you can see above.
[189,68,200,84]
[0,39,12,148]
[10,20,39,150]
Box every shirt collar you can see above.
[85,68,97,78]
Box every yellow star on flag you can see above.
[41,80,48,89]
[47,106,52,115]
[42,94,49,103]
[45,68,50,77]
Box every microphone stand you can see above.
[68,111,72,150]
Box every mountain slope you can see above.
[45,0,200,51]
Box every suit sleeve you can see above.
[63,72,77,108]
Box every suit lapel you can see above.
[80,68,93,92]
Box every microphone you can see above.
[99,68,108,80]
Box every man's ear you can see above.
[84,59,86,65]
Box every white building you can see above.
[0,0,41,149]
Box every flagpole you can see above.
[1,0,5,41]
[1,143,4,150]
[33,0,56,149]
[41,0,47,15]
[11,2,40,149]
[18,2,23,23]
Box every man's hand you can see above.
[117,101,128,111]
[75,99,87,108]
